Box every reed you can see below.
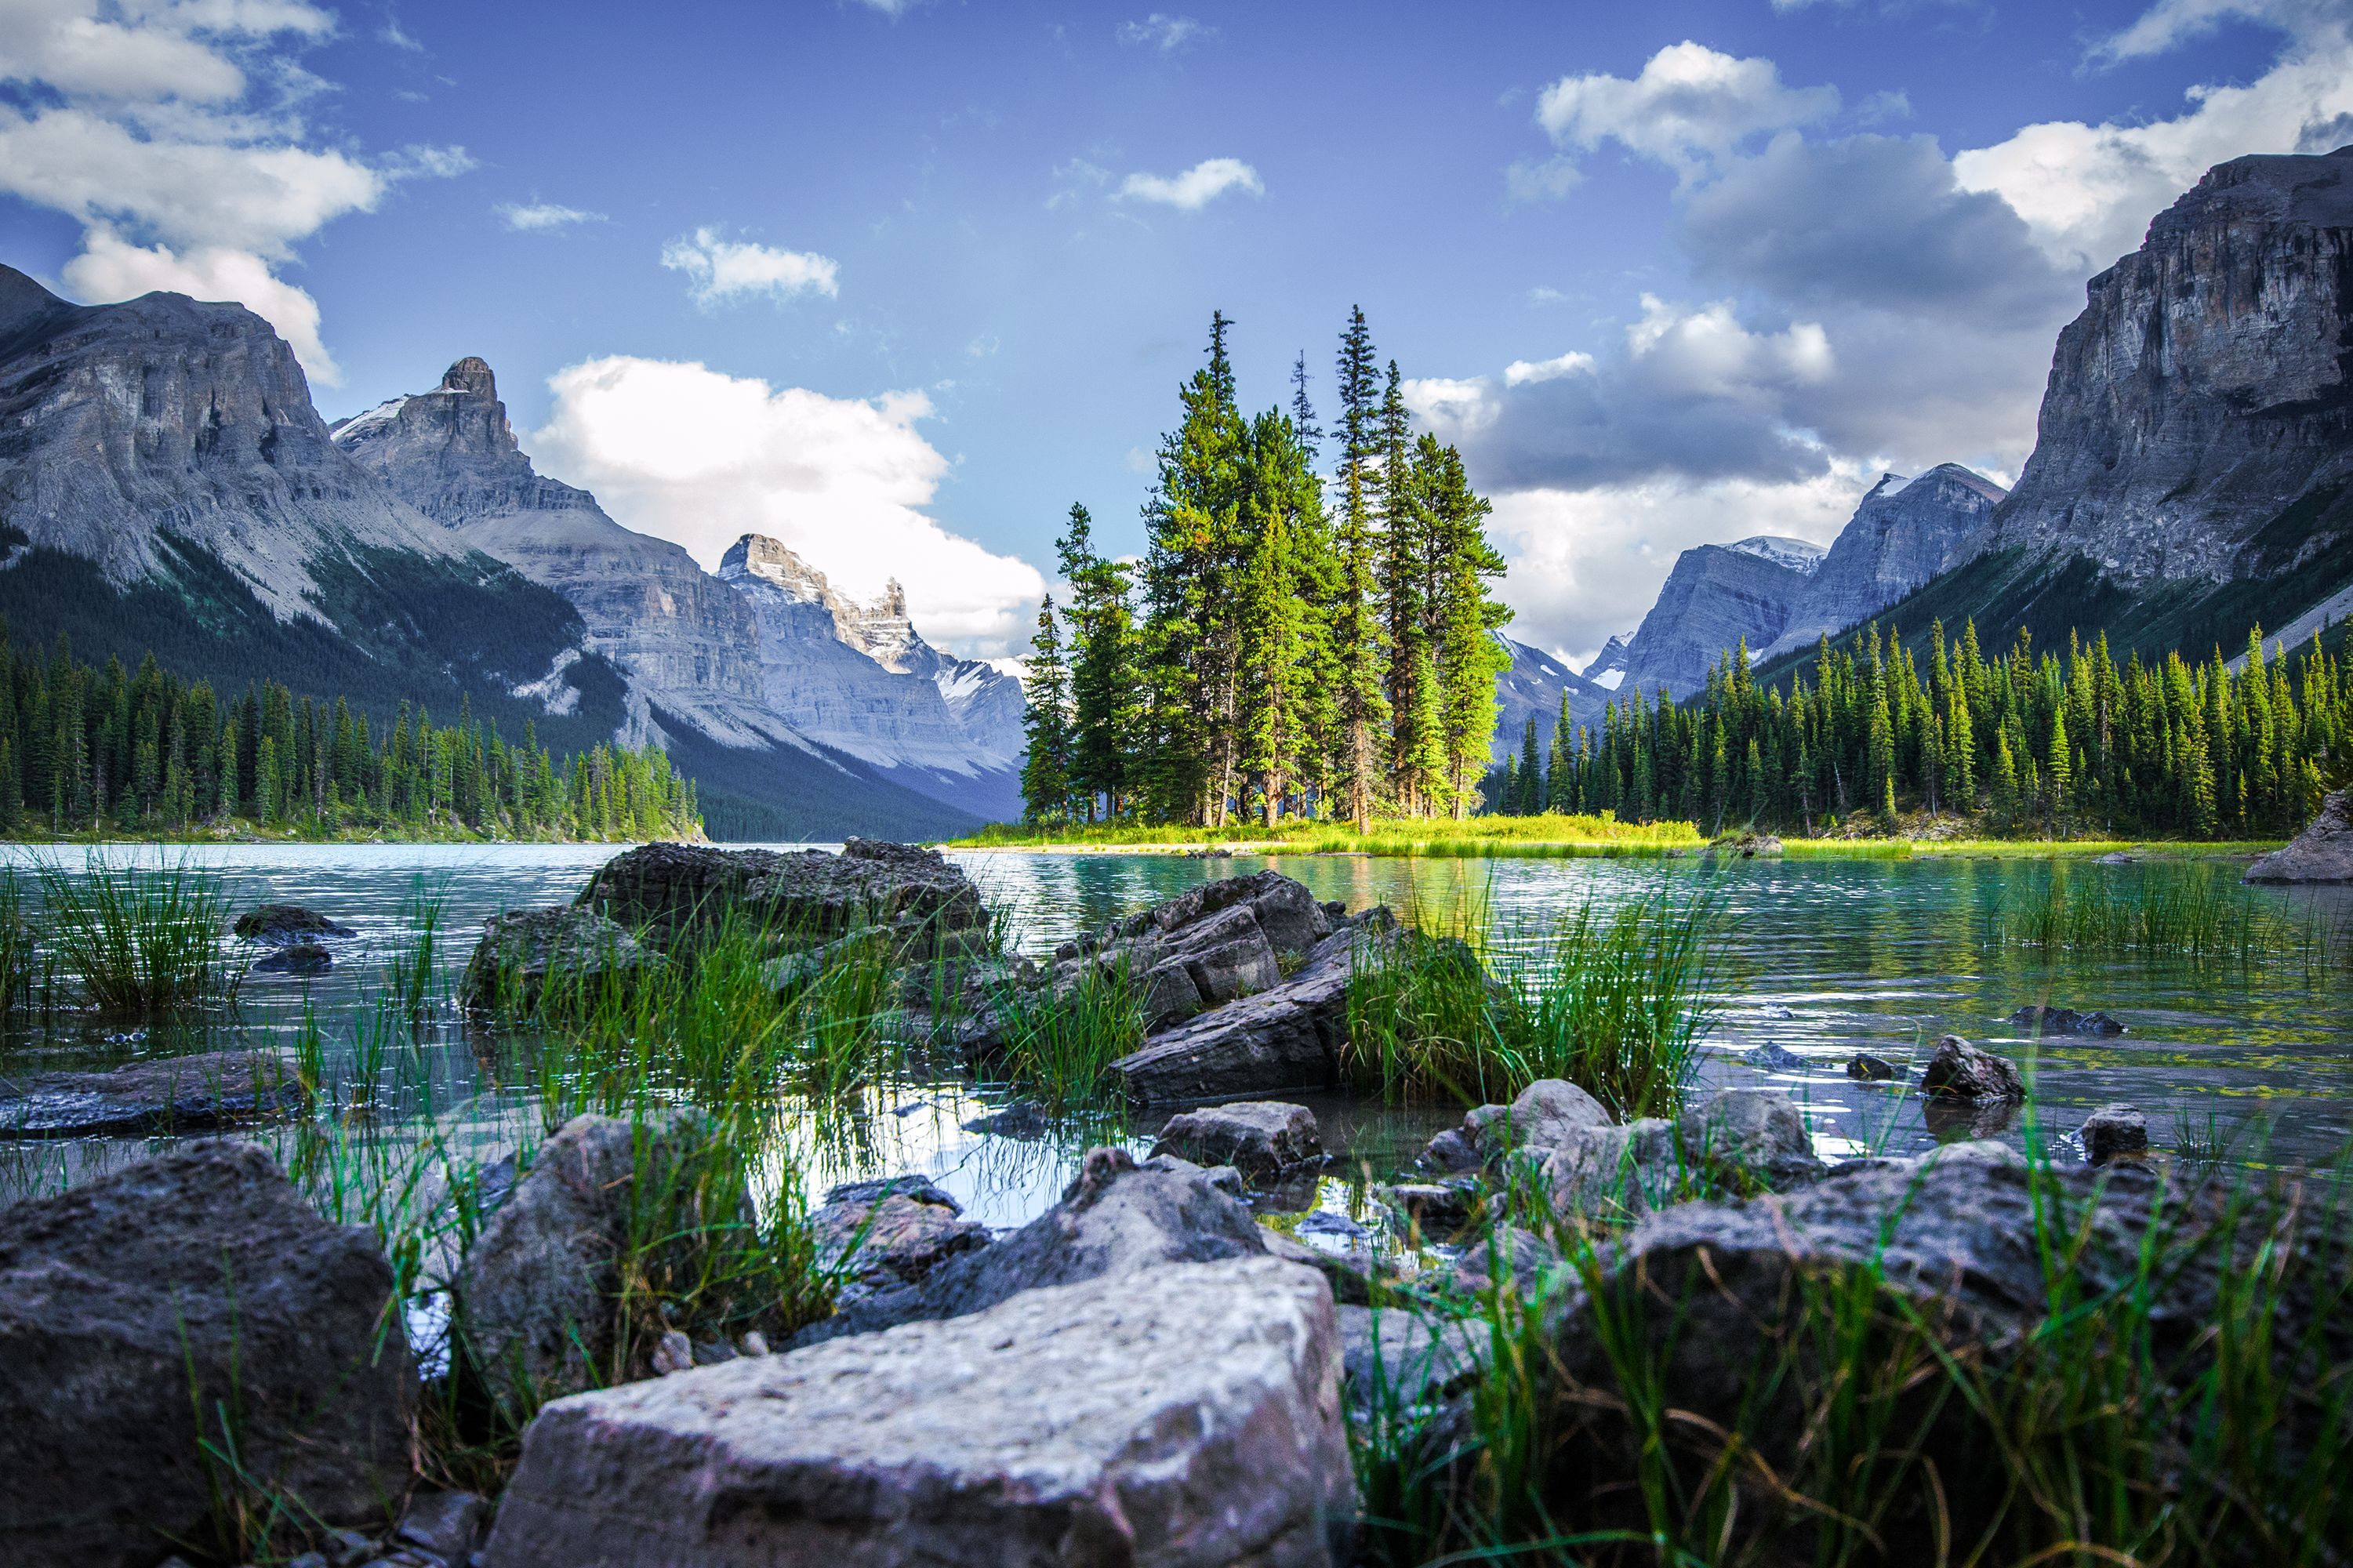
[37,854,232,1016]
[1341,928,1507,1105]
[379,874,449,1020]
[1982,866,2342,969]
[986,959,1147,1108]
[0,867,39,1017]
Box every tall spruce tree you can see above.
[1331,307,1391,831]
[1058,504,1139,819]
[1021,593,1074,822]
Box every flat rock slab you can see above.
[484,1256,1352,1568]
[0,1048,307,1139]
[2246,788,2353,882]
[1151,1100,1324,1179]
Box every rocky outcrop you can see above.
[2246,788,2353,881]
[720,534,1027,821]
[1760,465,2006,661]
[1620,536,1825,699]
[484,1256,1351,1568]
[0,1048,308,1138]
[792,1147,1267,1345]
[458,906,658,1014]
[0,1142,415,1568]
[2010,1004,2126,1035]
[1921,1034,2026,1100]
[574,838,988,954]
[2081,1104,2149,1166]
[1969,147,2353,637]
[232,903,357,943]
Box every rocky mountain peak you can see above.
[331,354,592,527]
[1759,461,2005,662]
[440,356,498,398]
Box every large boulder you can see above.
[0,1142,416,1568]
[232,902,356,943]
[1047,870,1332,1033]
[1535,1118,1679,1221]
[793,1147,1265,1345]
[2246,789,2353,882]
[484,1256,1352,1568]
[459,906,659,1014]
[1464,1079,1613,1162]
[1674,1087,1824,1189]
[576,837,988,953]
[0,1047,308,1138]
[1151,1100,1324,1181]
[1920,1034,2026,1100]
[808,1178,991,1307]
[1111,909,1396,1104]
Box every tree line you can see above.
[1022,310,1513,829]
[0,630,702,841]
[1491,619,2349,840]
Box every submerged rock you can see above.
[458,905,657,1014]
[2010,1004,2126,1036]
[1151,1100,1325,1180]
[485,1256,1352,1568]
[0,1142,415,1568]
[792,1146,1265,1346]
[2247,789,2353,883]
[250,939,332,975]
[1920,1034,2025,1100]
[0,1047,307,1139]
[1846,1052,1898,1081]
[232,902,356,943]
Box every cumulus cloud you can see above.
[1503,350,1595,387]
[530,357,1047,654]
[0,0,466,384]
[1119,157,1263,209]
[499,201,604,232]
[1535,42,1838,179]
[660,227,841,307]
[1118,13,1214,51]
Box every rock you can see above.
[1745,1040,1810,1072]
[652,1329,693,1376]
[791,1146,1266,1345]
[1919,1034,2025,1100]
[1535,1118,1678,1221]
[450,1112,700,1414]
[0,1048,308,1139]
[1150,1100,1324,1179]
[1714,831,1785,857]
[457,906,658,1014]
[1447,1225,1563,1298]
[1621,536,1825,699]
[1419,1127,1482,1174]
[2082,1104,2150,1166]
[1464,1078,1613,1161]
[1337,1303,1490,1416]
[250,940,332,975]
[2097,851,2137,865]
[1846,1052,1897,1081]
[483,1257,1351,1568]
[808,1182,990,1306]
[233,903,356,943]
[2246,789,2353,882]
[2010,1004,2126,1036]
[1676,1088,1824,1189]
[960,1099,1049,1138]
[574,838,987,954]
[1111,910,1396,1105]
[397,1491,489,1566]
[1381,1181,1478,1236]
[1048,872,1333,1033]
[1923,1093,2022,1142]
[1758,466,2006,663]
[0,1142,414,1568]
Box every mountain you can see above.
[1832,146,2353,671]
[1759,465,2006,662]
[1490,633,1611,762]
[1582,635,1632,692]
[1619,535,1826,699]
[717,535,1026,822]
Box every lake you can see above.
[2,842,2347,1239]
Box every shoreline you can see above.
[942,836,2282,861]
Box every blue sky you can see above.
[3,0,2348,661]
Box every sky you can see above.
[3,0,2351,666]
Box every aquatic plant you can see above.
[986,959,1148,1109]
[1342,928,1506,1105]
[1982,866,2344,971]
[37,855,232,1016]
[379,875,449,1019]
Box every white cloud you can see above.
[531,356,1046,654]
[499,201,604,232]
[0,0,459,384]
[660,227,841,307]
[1625,294,1832,395]
[1401,376,1501,432]
[1503,349,1596,387]
[1505,154,1584,202]
[1118,157,1263,209]
[2088,0,2329,64]
[1118,13,1214,51]
[1535,42,1838,179]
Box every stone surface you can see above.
[1380,1181,1478,1236]
[2010,1004,2126,1036]
[1337,1303,1491,1415]
[252,940,333,975]
[1920,1034,2025,1100]
[1419,1127,1481,1174]
[0,1142,415,1568]
[1258,1221,1379,1308]
[1151,1100,1324,1179]
[1759,466,2006,662]
[234,903,357,943]
[2246,789,2353,883]
[397,1491,490,1566]
[1446,1225,1564,1298]
[1036,871,1334,1039]
[1464,1079,1612,1161]
[1535,1119,1679,1221]
[1111,910,1392,1104]
[576,838,986,955]
[0,1048,307,1138]
[808,1183,990,1307]
[458,905,656,1014]
[2082,1104,2150,1166]
[793,1147,1267,1345]
[1621,536,1825,699]
[484,1256,1350,1568]
[1846,1052,1897,1081]
[1676,1088,1824,1188]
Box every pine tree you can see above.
[1331,307,1391,831]
[1021,595,1074,822]
[1058,504,1139,820]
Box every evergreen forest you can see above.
[0,630,702,841]
[1021,309,1515,829]
[1490,619,2351,841]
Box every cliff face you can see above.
[1491,634,1610,763]
[1985,146,2353,588]
[331,359,785,750]
[1763,465,2005,660]
[1621,537,1825,699]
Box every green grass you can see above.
[1982,866,2348,970]
[983,958,1149,1109]
[35,854,234,1016]
[944,811,1708,855]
